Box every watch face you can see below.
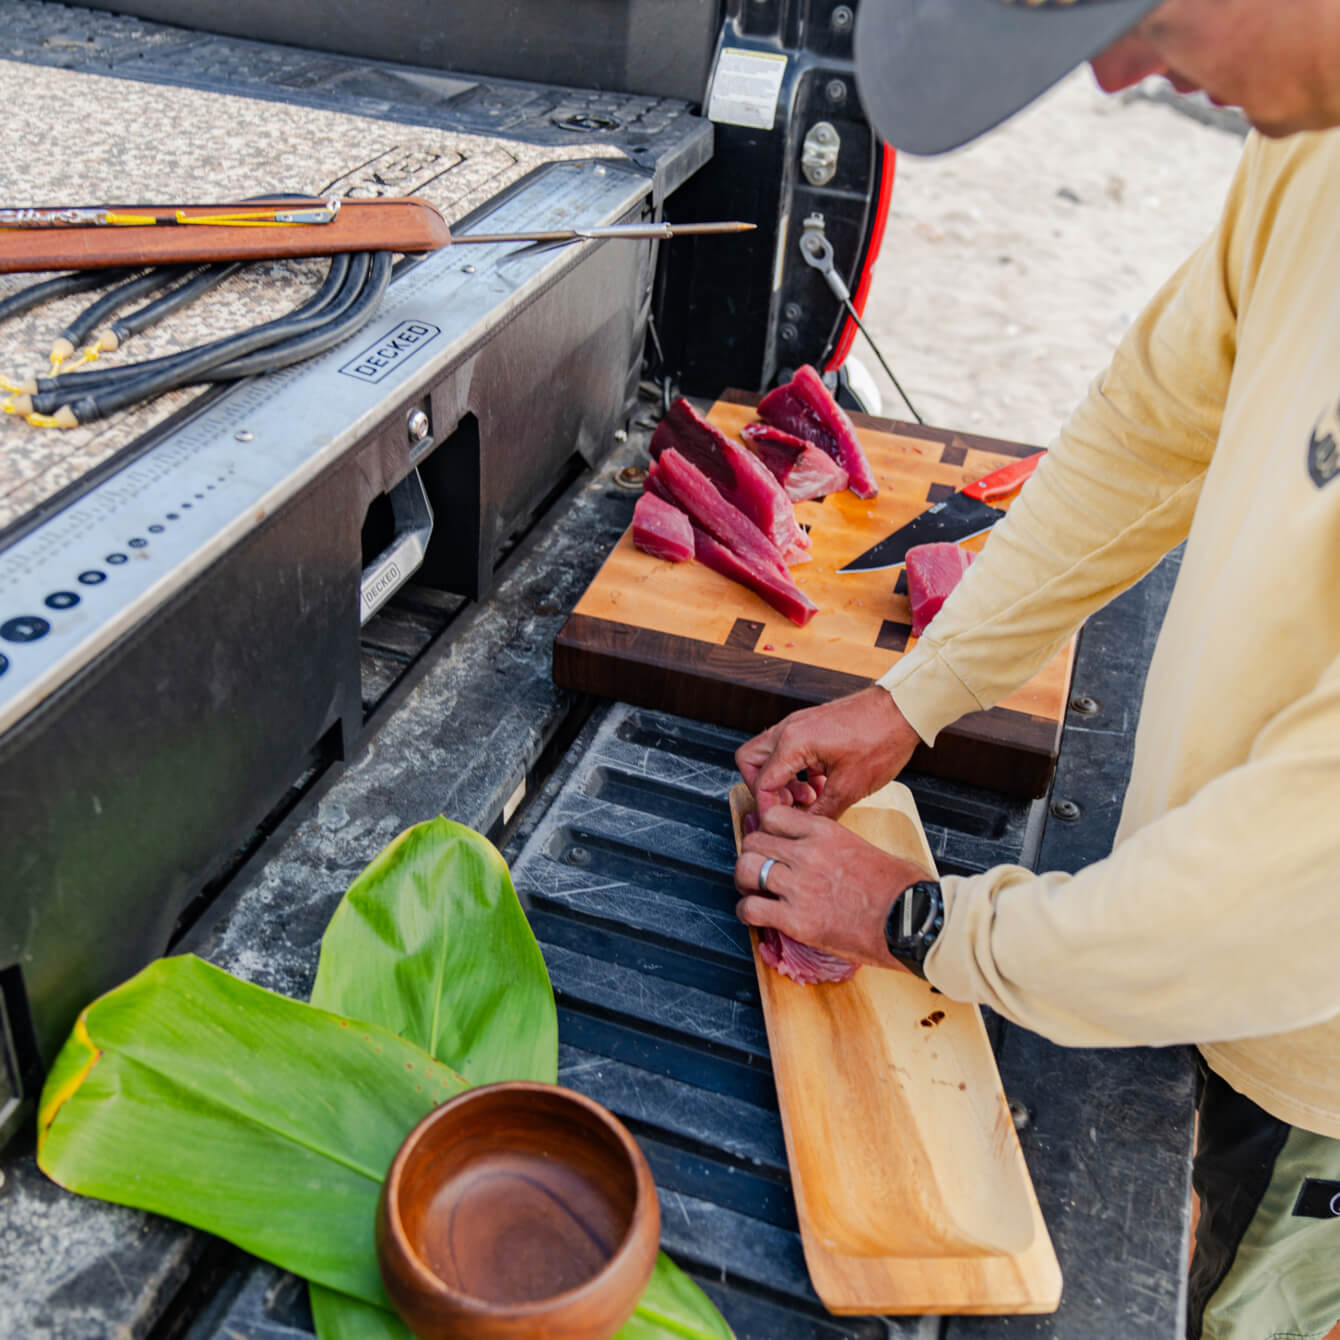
[886,881,943,973]
[894,881,937,945]
[901,883,936,940]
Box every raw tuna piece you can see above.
[906,542,975,637]
[692,526,817,627]
[739,812,858,983]
[651,400,810,563]
[632,492,693,562]
[740,422,849,501]
[758,929,860,985]
[651,449,791,581]
[757,364,879,499]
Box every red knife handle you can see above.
[962,450,1046,502]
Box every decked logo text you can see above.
[339,321,441,385]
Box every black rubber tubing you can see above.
[34,253,353,401]
[59,265,194,349]
[65,251,391,423]
[0,268,138,326]
[104,262,242,344]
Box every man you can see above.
[733,2,1340,1337]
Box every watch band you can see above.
[883,879,944,978]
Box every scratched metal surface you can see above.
[0,56,627,531]
[502,701,1038,1338]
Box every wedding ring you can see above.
[758,857,777,894]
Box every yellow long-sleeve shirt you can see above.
[878,128,1340,1137]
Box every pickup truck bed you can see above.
[0,419,1195,1338]
[0,3,1195,1332]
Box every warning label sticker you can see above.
[707,48,788,131]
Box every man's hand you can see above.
[735,685,922,819]
[734,805,935,969]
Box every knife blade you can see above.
[838,451,1045,573]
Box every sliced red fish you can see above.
[740,812,856,981]
[650,449,792,581]
[906,541,975,637]
[740,422,849,501]
[692,527,817,627]
[632,492,693,563]
[651,399,810,563]
[757,929,860,985]
[757,364,879,499]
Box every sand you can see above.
[857,70,1248,448]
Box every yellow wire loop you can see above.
[174,210,292,227]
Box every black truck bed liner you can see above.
[0,424,1195,1338]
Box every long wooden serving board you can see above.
[729,782,1062,1315]
[555,394,1075,798]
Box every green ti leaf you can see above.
[621,1253,735,1340]
[34,819,732,1340]
[36,954,467,1307]
[309,820,733,1340]
[309,1287,411,1340]
[311,817,556,1086]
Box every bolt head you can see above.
[406,409,431,444]
[826,79,847,103]
[831,4,854,31]
[1050,799,1081,822]
[1070,694,1101,716]
[1009,1099,1031,1131]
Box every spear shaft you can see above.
[0,198,753,273]
[452,221,755,244]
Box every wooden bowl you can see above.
[376,1081,660,1340]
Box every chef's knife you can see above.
[838,451,1045,573]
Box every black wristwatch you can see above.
[883,880,944,978]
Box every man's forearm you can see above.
[879,152,1245,746]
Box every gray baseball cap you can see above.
[855,0,1164,155]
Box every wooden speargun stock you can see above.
[0,198,754,273]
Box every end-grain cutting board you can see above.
[555,395,1075,797]
[729,781,1062,1315]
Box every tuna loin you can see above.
[757,929,860,985]
[757,363,879,499]
[692,526,817,627]
[740,422,849,501]
[740,812,857,981]
[906,542,975,637]
[651,399,810,563]
[648,449,791,580]
[632,492,693,563]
